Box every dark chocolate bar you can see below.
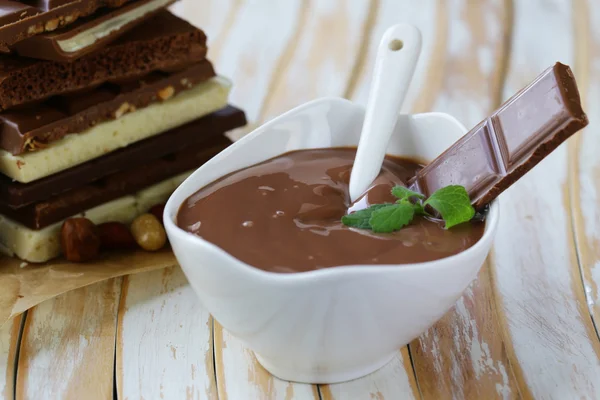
[0,0,133,52]
[409,62,588,209]
[0,10,206,110]
[0,105,247,209]
[0,136,232,229]
[0,60,216,155]
[12,0,176,61]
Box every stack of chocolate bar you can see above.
[0,1,246,262]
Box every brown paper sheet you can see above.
[0,248,178,327]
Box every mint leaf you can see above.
[369,203,415,233]
[391,186,425,201]
[341,204,388,229]
[424,185,475,228]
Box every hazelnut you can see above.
[130,214,167,251]
[24,138,48,152]
[114,102,131,119]
[157,86,175,101]
[97,222,137,250]
[45,18,59,31]
[28,25,43,34]
[60,218,101,262]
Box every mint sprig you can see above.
[341,185,474,232]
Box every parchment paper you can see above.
[0,248,178,327]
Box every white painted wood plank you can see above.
[491,0,600,398]
[320,349,419,400]
[258,0,372,121]
[209,0,305,128]
[407,1,519,398]
[16,279,120,400]
[116,267,216,400]
[213,322,319,400]
[0,317,22,400]
[570,0,600,343]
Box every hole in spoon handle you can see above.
[388,39,404,51]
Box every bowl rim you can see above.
[164,97,499,283]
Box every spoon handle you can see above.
[349,24,422,202]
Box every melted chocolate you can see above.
[177,148,485,273]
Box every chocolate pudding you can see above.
[177,148,485,273]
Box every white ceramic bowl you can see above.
[164,97,499,384]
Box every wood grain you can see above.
[15,279,121,400]
[320,348,420,400]
[116,267,216,400]
[206,0,305,131]
[490,0,600,398]
[569,0,600,340]
[408,1,520,399]
[0,317,23,400]
[213,322,319,400]
[257,0,372,121]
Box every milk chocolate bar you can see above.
[0,135,232,229]
[12,0,176,61]
[0,11,206,110]
[410,62,588,209]
[0,60,215,155]
[0,0,133,52]
[0,105,246,208]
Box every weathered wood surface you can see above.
[4,1,600,399]
[15,279,121,400]
[116,267,217,400]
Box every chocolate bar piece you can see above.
[12,0,176,61]
[410,62,588,209]
[0,60,215,155]
[0,105,246,209]
[0,0,136,52]
[0,134,232,230]
[0,11,206,110]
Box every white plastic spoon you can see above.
[348,24,422,202]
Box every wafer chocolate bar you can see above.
[12,0,176,61]
[0,0,133,52]
[0,11,206,110]
[0,105,246,208]
[0,135,232,229]
[0,60,215,155]
[409,62,588,209]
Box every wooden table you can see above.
[2,0,600,398]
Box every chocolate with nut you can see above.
[0,105,247,209]
[0,60,216,155]
[12,0,177,61]
[0,0,134,52]
[0,11,207,110]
